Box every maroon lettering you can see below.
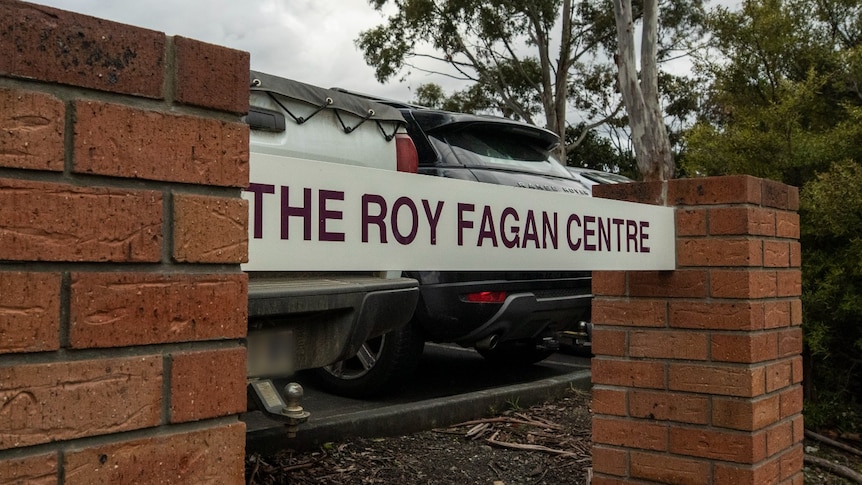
[281,186,312,241]
[245,183,274,239]
[501,207,520,249]
[640,221,650,253]
[457,203,475,246]
[598,217,611,251]
[542,212,558,249]
[583,215,596,251]
[566,214,582,251]
[362,194,387,243]
[612,218,624,251]
[477,205,498,247]
[522,210,539,249]
[422,200,444,245]
[392,196,419,245]
[318,189,345,242]
[626,220,639,252]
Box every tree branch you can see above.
[565,102,625,155]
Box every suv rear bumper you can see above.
[451,291,592,347]
[246,275,419,377]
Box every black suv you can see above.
[311,104,594,398]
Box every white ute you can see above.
[242,70,420,427]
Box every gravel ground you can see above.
[245,388,862,484]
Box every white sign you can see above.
[242,153,676,271]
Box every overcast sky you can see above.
[31,0,427,102]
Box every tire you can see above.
[310,322,425,398]
[476,342,555,366]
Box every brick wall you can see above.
[0,1,250,483]
[591,176,804,485]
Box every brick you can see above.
[765,360,792,392]
[676,209,707,236]
[776,270,801,297]
[669,426,767,463]
[777,327,802,357]
[710,270,777,298]
[0,1,164,97]
[0,356,162,450]
[0,178,162,262]
[677,238,762,267]
[764,241,791,267]
[766,421,794,457]
[708,207,775,236]
[629,270,708,298]
[0,87,64,171]
[630,451,711,485]
[173,194,248,263]
[592,327,627,356]
[592,445,628,476]
[0,271,61,354]
[711,331,778,363]
[713,395,780,431]
[592,299,666,327]
[74,101,249,187]
[779,385,803,419]
[592,387,628,416]
[669,301,764,331]
[593,181,666,205]
[629,390,709,424]
[791,356,803,384]
[776,211,800,239]
[764,300,792,329]
[791,414,804,443]
[714,458,780,485]
[789,242,802,267]
[629,330,708,360]
[668,175,761,206]
[592,358,665,389]
[780,444,804,480]
[786,186,799,211]
[593,271,627,296]
[668,363,765,397]
[171,348,246,423]
[70,272,247,348]
[174,36,250,114]
[789,299,802,326]
[762,179,794,210]
[64,422,245,484]
[593,416,668,451]
[0,452,57,484]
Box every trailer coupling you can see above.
[247,379,310,438]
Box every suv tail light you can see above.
[463,291,507,303]
[395,132,419,173]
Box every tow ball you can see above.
[247,379,311,438]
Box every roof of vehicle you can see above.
[406,110,559,150]
[251,71,406,124]
[330,87,559,151]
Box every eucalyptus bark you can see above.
[612,0,675,181]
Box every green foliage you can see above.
[358,0,706,164]
[684,0,862,427]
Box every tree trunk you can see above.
[612,0,675,181]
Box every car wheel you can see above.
[476,342,555,366]
[310,323,425,398]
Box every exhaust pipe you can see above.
[475,334,499,351]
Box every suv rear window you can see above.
[429,127,572,178]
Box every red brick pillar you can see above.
[590,176,804,484]
[0,2,250,483]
